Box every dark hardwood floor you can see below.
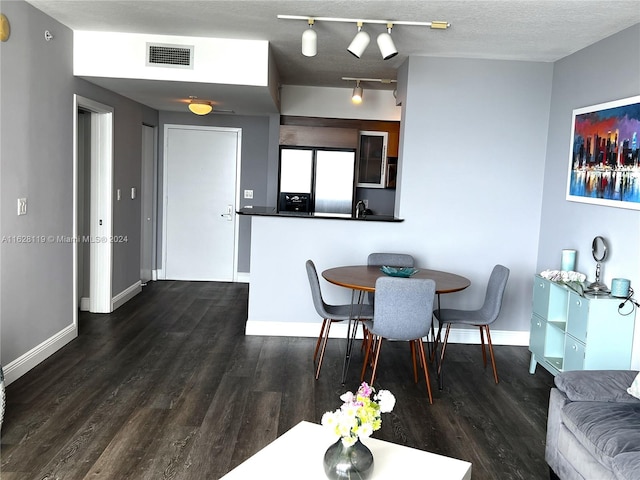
[1,280,555,479]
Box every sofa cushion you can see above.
[561,401,640,470]
[555,370,640,403]
[612,452,640,480]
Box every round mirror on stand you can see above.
[585,236,609,295]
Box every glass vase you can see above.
[323,437,374,480]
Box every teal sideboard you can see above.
[529,275,636,376]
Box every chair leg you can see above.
[314,319,332,380]
[410,340,418,383]
[369,337,383,386]
[484,325,499,384]
[416,339,433,404]
[313,318,329,362]
[479,325,488,367]
[360,331,373,381]
[437,323,452,376]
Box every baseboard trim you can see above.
[112,281,142,311]
[236,272,250,283]
[3,324,77,386]
[245,320,530,346]
[80,297,90,312]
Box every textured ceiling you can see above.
[24,0,640,113]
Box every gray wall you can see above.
[157,111,274,273]
[1,0,75,364]
[397,56,554,333]
[1,0,158,371]
[537,24,640,292]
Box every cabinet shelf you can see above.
[529,275,635,376]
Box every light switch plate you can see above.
[17,198,27,215]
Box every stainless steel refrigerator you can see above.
[278,147,356,215]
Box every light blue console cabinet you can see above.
[529,275,635,376]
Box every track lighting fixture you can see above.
[301,18,317,57]
[342,77,398,105]
[278,15,450,59]
[377,23,398,60]
[347,22,370,58]
[188,97,213,115]
[352,80,363,104]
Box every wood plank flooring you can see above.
[1,280,555,479]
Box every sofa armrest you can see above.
[554,370,640,403]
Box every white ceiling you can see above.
[25,0,640,115]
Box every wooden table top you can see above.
[322,265,471,294]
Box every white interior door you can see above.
[163,125,240,281]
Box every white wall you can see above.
[247,56,554,344]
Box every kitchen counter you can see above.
[237,207,403,222]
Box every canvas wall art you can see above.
[566,95,640,210]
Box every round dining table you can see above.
[322,265,470,294]
[321,265,471,386]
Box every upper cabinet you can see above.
[357,131,388,188]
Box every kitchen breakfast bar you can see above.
[242,208,408,344]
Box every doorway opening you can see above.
[73,95,114,314]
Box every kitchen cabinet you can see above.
[357,131,388,188]
[528,275,635,376]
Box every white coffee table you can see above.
[221,421,472,479]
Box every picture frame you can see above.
[566,94,640,210]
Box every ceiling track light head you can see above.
[377,23,398,60]
[351,80,363,104]
[301,17,317,57]
[347,21,370,58]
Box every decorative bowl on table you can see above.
[380,266,419,277]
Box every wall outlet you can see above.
[244,189,254,199]
[17,198,27,216]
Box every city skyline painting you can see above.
[566,95,640,210]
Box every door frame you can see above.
[141,124,158,283]
[160,124,242,281]
[73,95,114,313]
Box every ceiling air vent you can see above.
[146,43,194,69]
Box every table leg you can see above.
[341,290,365,385]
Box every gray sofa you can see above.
[546,370,640,480]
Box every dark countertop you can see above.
[237,206,403,222]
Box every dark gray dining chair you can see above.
[433,264,509,384]
[306,260,373,380]
[360,276,436,404]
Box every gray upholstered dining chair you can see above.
[360,276,436,404]
[367,252,415,268]
[433,264,509,384]
[306,260,373,380]
[366,252,415,305]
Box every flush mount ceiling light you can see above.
[188,96,213,115]
[278,15,450,59]
[301,18,317,57]
[347,22,370,58]
[351,80,363,104]
[377,23,398,60]
[342,77,398,104]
